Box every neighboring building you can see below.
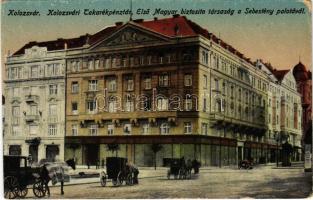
[4,45,66,162]
[272,69,303,160]
[292,62,312,143]
[292,62,312,169]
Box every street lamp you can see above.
[274,132,281,167]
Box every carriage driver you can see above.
[126,162,139,184]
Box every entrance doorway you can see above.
[46,145,59,162]
[84,144,99,165]
[238,146,243,162]
[29,145,38,163]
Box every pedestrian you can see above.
[87,161,90,169]
[40,163,51,197]
[133,165,139,184]
[101,159,105,169]
[96,160,100,169]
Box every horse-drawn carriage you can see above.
[166,158,192,180]
[3,155,48,199]
[100,157,138,187]
[4,155,75,199]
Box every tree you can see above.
[151,144,163,170]
[106,143,120,157]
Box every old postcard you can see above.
[1,0,312,198]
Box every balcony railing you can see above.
[48,116,58,123]
[25,95,39,103]
[25,114,39,122]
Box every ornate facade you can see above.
[4,45,66,162]
[4,15,304,166]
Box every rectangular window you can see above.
[88,60,93,70]
[125,95,134,112]
[185,98,192,111]
[159,74,169,87]
[31,66,38,78]
[88,80,98,91]
[87,100,97,113]
[71,82,79,93]
[144,77,151,89]
[48,124,57,136]
[108,124,114,135]
[89,124,98,136]
[203,98,207,112]
[108,79,117,92]
[157,98,168,111]
[71,61,79,72]
[142,123,150,134]
[95,59,100,69]
[127,79,134,91]
[12,106,20,116]
[49,104,57,116]
[72,102,78,114]
[30,105,37,115]
[184,122,192,134]
[47,63,60,76]
[214,79,219,90]
[184,74,192,86]
[203,75,207,89]
[72,124,78,136]
[49,84,58,95]
[201,123,208,135]
[12,126,20,136]
[12,88,19,97]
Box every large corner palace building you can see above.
[4,15,304,166]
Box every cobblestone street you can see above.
[26,165,312,199]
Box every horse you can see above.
[35,158,76,196]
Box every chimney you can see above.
[115,22,123,26]
[133,19,144,23]
[174,24,179,36]
[154,17,158,21]
[173,14,180,18]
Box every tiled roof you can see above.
[272,70,289,81]
[13,26,118,56]
[11,15,256,65]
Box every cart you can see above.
[100,157,135,187]
[166,158,191,180]
[3,155,47,199]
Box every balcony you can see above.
[25,114,39,122]
[25,95,39,104]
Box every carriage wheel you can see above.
[167,170,171,180]
[16,186,28,198]
[117,171,124,186]
[112,178,118,186]
[100,171,107,187]
[126,173,133,185]
[32,180,47,198]
[4,176,19,199]
[187,170,192,179]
